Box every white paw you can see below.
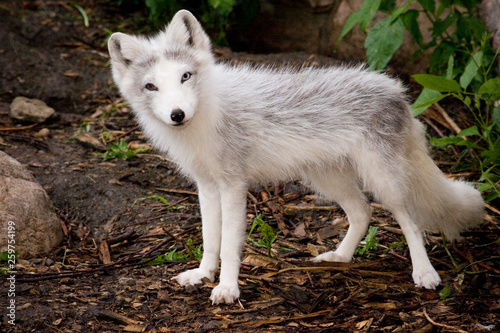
[413,267,441,290]
[312,251,351,263]
[172,268,215,286]
[210,283,240,304]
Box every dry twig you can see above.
[422,307,468,333]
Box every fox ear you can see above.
[166,10,211,52]
[108,32,142,67]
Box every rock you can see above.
[75,133,106,151]
[479,0,500,55]
[10,96,55,123]
[0,150,63,258]
[34,128,50,138]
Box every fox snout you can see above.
[171,108,185,125]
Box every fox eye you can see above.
[181,72,192,83]
[145,83,158,91]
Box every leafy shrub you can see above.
[411,44,500,201]
[98,139,150,161]
[342,0,499,200]
[114,0,260,45]
[340,0,494,74]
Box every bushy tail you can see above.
[405,120,484,240]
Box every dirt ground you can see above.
[0,1,499,332]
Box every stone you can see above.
[34,128,50,138]
[0,150,63,258]
[10,96,55,123]
[479,0,500,55]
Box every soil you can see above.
[0,1,499,332]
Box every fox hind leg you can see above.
[388,206,441,289]
[307,168,372,263]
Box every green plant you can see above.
[340,0,492,74]
[71,3,89,27]
[439,285,452,299]
[355,226,379,256]
[145,239,203,264]
[411,42,500,201]
[97,139,150,161]
[114,0,259,46]
[247,214,280,257]
[133,195,185,210]
[0,251,17,262]
[383,236,407,253]
[137,0,236,44]
[72,121,91,138]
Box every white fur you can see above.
[108,10,485,304]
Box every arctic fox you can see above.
[108,10,484,304]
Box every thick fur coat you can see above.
[108,10,484,304]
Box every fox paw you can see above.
[312,251,351,263]
[413,267,441,290]
[172,268,214,286]
[210,283,240,304]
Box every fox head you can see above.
[108,10,213,128]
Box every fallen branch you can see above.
[433,103,463,136]
[423,307,468,333]
[0,124,38,131]
[283,204,338,211]
[263,265,400,278]
[156,187,198,196]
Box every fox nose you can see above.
[170,109,185,124]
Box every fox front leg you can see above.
[173,181,221,286]
[209,183,248,304]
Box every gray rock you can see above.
[479,0,500,52]
[0,150,63,258]
[9,96,55,123]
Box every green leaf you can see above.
[247,215,280,257]
[411,88,445,116]
[413,74,461,93]
[71,4,89,27]
[477,182,493,192]
[457,140,483,150]
[359,0,382,31]
[208,0,236,16]
[457,126,480,137]
[400,10,423,46]
[365,17,404,70]
[457,15,487,44]
[379,0,396,12]
[338,0,382,39]
[430,136,462,146]
[417,0,435,13]
[339,11,364,40]
[429,42,455,74]
[432,13,456,39]
[439,286,451,300]
[460,51,483,89]
[445,55,454,80]
[356,226,379,256]
[0,251,6,261]
[493,106,500,130]
[389,0,414,19]
[478,78,500,100]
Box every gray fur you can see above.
[108,10,484,304]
